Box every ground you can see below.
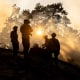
[0,48,80,80]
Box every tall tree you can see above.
[31,3,70,26]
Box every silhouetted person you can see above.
[44,33,60,66]
[29,44,46,73]
[43,35,52,64]
[43,35,49,49]
[10,26,19,57]
[20,19,33,61]
[49,33,60,65]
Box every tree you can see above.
[31,3,70,26]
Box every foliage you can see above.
[31,3,70,25]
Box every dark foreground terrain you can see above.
[0,48,80,80]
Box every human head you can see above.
[24,19,30,24]
[13,26,18,31]
[51,33,56,37]
[33,43,39,48]
[44,35,48,39]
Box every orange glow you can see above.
[33,26,44,37]
[36,29,43,36]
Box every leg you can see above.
[54,53,59,66]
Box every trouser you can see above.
[12,42,19,56]
[22,38,30,65]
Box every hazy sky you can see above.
[0,0,80,31]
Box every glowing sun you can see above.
[37,29,43,36]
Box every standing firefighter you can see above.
[44,33,60,66]
[49,33,60,65]
[10,26,19,57]
[20,19,33,61]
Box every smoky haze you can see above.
[0,3,80,67]
[0,1,12,32]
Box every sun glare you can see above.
[37,29,43,36]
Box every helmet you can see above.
[44,35,48,39]
[51,33,56,37]
[13,26,18,30]
[24,19,30,24]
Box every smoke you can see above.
[30,19,80,66]
[57,25,80,66]
[0,1,12,32]
[0,3,80,67]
